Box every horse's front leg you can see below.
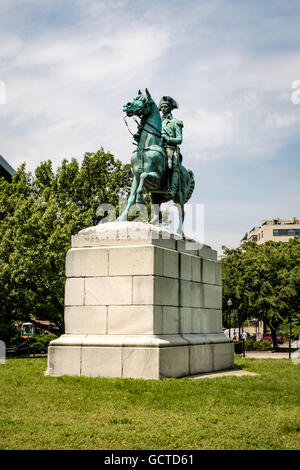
[135,171,148,204]
[117,174,139,221]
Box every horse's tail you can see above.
[183,169,195,204]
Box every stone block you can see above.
[180,281,203,308]
[179,307,192,334]
[65,306,107,334]
[162,306,179,334]
[47,346,82,376]
[152,236,177,251]
[180,253,192,280]
[163,249,179,278]
[65,278,84,306]
[107,305,162,335]
[215,262,222,286]
[191,256,201,282]
[191,281,202,308]
[180,280,192,307]
[202,259,216,284]
[215,309,223,330]
[176,239,198,255]
[203,284,222,309]
[189,344,214,375]
[85,276,132,305]
[154,276,179,306]
[66,247,108,277]
[198,245,217,261]
[81,347,122,377]
[159,346,190,378]
[133,276,179,306]
[191,308,202,333]
[198,309,219,333]
[122,347,160,379]
[213,342,234,371]
[132,276,154,304]
[109,245,163,276]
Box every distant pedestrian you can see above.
[242,331,247,341]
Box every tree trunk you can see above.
[271,328,278,348]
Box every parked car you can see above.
[261,332,284,344]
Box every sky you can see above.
[0,0,300,254]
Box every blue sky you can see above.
[0,0,300,253]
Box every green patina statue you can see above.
[118,89,195,233]
[159,96,183,199]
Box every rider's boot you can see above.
[166,168,179,198]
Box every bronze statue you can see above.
[118,89,194,234]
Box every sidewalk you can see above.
[243,350,300,359]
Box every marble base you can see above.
[46,222,234,379]
[46,334,234,379]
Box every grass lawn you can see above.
[0,356,299,450]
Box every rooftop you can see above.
[0,154,15,181]
[261,218,300,226]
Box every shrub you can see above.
[244,339,272,351]
[29,334,58,353]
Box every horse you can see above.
[117,88,195,234]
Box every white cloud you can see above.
[2,2,300,170]
[1,0,300,252]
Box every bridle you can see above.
[123,98,169,143]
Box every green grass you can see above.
[0,357,299,450]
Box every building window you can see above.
[273,228,299,236]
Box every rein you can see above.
[123,115,171,142]
[123,117,138,146]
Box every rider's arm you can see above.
[163,120,183,146]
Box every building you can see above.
[0,154,15,181]
[240,217,300,246]
[239,217,300,338]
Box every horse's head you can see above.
[123,88,153,118]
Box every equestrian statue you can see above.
[117,89,195,234]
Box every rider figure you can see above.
[158,96,183,198]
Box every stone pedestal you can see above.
[46,222,234,379]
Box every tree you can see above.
[221,238,300,347]
[0,149,132,338]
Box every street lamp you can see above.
[227,299,233,338]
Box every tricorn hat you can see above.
[158,96,179,111]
